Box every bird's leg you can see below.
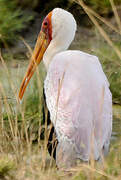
[47,125,58,159]
[43,89,58,159]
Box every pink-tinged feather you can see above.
[44,50,112,162]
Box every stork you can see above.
[18,8,112,169]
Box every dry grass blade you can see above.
[75,0,121,63]
[56,72,65,107]
[20,36,33,56]
[0,89,2,126]
[0,50,27,143]
[0,82,14,138]
[89,86,105,172]
[74,0,121,35]
[0,51,18,101]
[42,105,48,169]
[69,164,115,180]
[55,71,65,126]
[109,0,121,33]
[98,86,105,137]
[0,50,31,152]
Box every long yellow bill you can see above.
[18,31,49,101]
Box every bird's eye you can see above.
[44,21,48,26]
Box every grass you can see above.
[0,0,121,179]
[0,0,33,47]
[72,0,121,104]
[1,0,121,47]
[0,57,121,179]
[85,32,121,104]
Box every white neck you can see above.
[43,8,77,70]
[43,38,70,70]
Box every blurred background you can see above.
[0,0,121,45]
[0,0,121,179]
[0,0,121,103]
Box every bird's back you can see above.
[44,50,112,161]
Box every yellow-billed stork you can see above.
[18,8,112,168]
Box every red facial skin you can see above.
[41,11,52,42]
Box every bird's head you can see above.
[18,8,77,101]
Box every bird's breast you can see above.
[44,50,110,140]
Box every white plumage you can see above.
[44,50,112,165]
[43,8,77,69]
[43,9,112,167]
[19,8,112,169]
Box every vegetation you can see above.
[0,0,121,179]
[15,0,68,12]
[85,0,121,15]
[0,66,121,179]
[14,0,121,15]
[0,0,121,46]
[0,0,33,46]
[97,43,121,104]
[75,0,121,104]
